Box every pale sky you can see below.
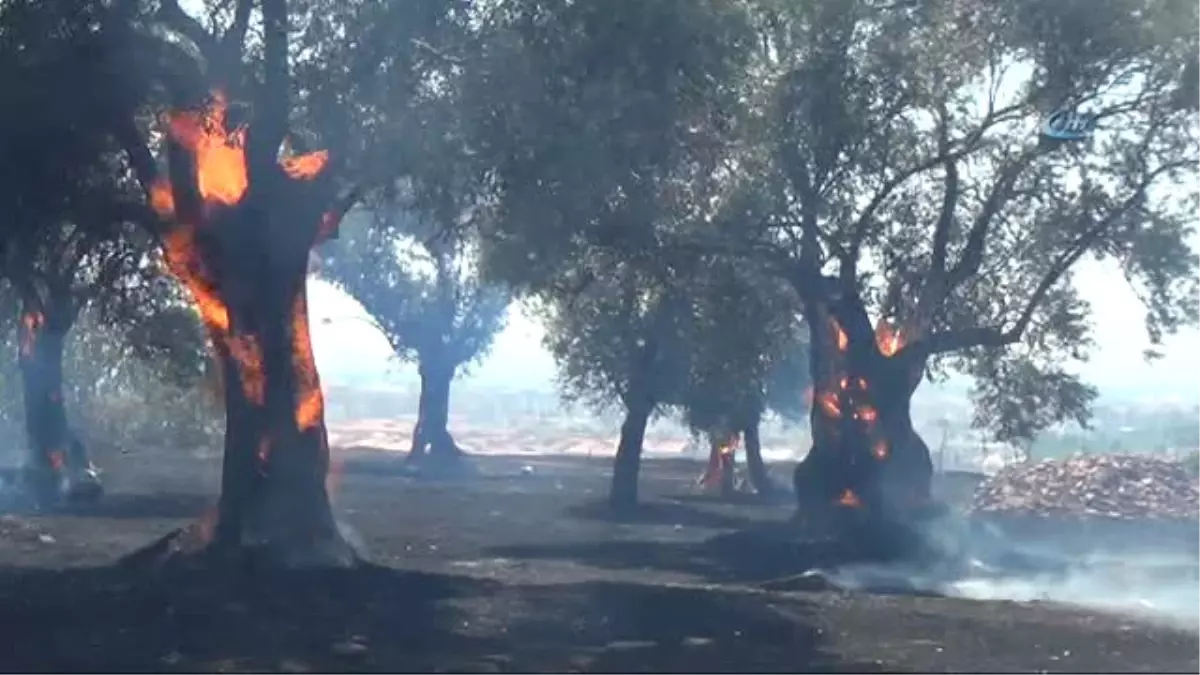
[309,254,1200,403]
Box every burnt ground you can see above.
[0,447,1196,674]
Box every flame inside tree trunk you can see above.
[698,432,739,498]
[792,289,934,529]
[145,92,352,566]
[16,300,98,504]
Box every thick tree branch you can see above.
[849,97,1030,241]
[944,147,1042,290]
[928,102,959,277]
[915,159,1192,356]
[249,0,291,176]
[213,0,254,89]
[157,0,219,61]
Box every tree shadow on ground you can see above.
[0,492,213,520]
[0,559,890,673]
[564,499,765,531]
[0,562,502,673]
[497,580,888,673]
[667,490,794,507]
[489,518,924,585]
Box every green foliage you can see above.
[465,0,1198,445]
[0,304,219,452]
[319,211,509,372]
[535,250,694,414]
[462,0,759,292]
[677,255,810,434]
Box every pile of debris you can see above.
[971,455,1199,520]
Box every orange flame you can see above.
[148,90,330,219]
[832,319,849,352]
[19,312,43,357]
[854,405,878,424]
[47,450,64,472]
[836,488,862,508]
[291,293,324,430]
[871,440,889,460]
[875,321,904,358]
[148,90,337,491]
[818,392,842,419]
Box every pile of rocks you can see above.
[971,455,1199,520]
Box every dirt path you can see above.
[0,449,1194,673]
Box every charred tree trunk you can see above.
[201,264,347,567]
[791,287,933,527]
[408,356,462,466]
[742,419,776,497]
[16,296,99,504]
[610,401,652,513]
[132,90,354,568]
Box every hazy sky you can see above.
[309,252,1200,403]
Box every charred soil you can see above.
[0,448,1195,673]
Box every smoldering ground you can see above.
[803,512,1200,631]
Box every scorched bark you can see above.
[16,296,93,502]
[791,287,933,523]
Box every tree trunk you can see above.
[792,293,933,526]
[743,420,776,496]
[409,356,461,465]
[16,298,99,504]
[201,277,349,567]
[610,402,652,513]
[134,72,352,568]
[711,434,737,499]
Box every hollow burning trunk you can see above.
[142,91,353,567]
[610,402,652,513]
[792,298,933,526]
[409,357,461,464]
[16,302,99,504]
[206,283,345,564]
[697,429,741,496]
[742,420,776,497]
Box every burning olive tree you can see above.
[721,0,1199,524]
[2,212,152,505]
[83,0,366,566]
[0,0,175,504]
[680,255,810,499]
[318,210,509,470]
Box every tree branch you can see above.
[248,0,290,176]
[214,0,254,88]
[157,0,219,62]
[928,102,959,276]
[944,147,1042,289]
[916,159,1191,356]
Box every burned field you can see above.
[0,446,1195,674]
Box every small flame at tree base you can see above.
[836,488,863,509]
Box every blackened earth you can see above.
[0,447,1194,673]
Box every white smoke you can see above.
[807,518,1199,631]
